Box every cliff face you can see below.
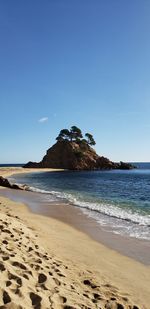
[24,140,134,170]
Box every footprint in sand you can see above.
[2,256,9,261]
[60,295,67,303]
[8,272,22,286]
[3,290,11,304]
[38,273,47,284]
[30,292,42,308]
[22,273,29,280]
[6,280,12,287]
[0,262,6,272]
[83,279,98,289]
[12,261,27,270]
[93,292,102,301]
[35,258,42,265]
[1,229,11,234]
[10,254,15,257]
[2,240,8,245]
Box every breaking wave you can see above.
[21,184,150,228]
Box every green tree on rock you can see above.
[56,126,96,146]
[56,129,70,141]
[85,133,96,146]
[70,126,83,141]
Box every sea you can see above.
[7,163,150,241]
[0,164,24,167]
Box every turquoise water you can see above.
[9,163,150,240]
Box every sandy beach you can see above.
[0,168,150,308]
[0,167,65,178]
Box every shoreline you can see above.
[0,167,150,265]
[0,167,150,307]
[0,187,150,266]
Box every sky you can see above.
[0,0,150,163]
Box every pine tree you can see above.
[85,133,96,146]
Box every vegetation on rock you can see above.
[56,126,96,146]
[85,133,96,146]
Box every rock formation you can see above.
[0,176,23,190]
[24,140,134,170]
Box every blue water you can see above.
[0,164,24,167]
[9,163,150,240]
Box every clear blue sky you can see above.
[0,0,150,163]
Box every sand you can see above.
[0,167,64,178]
[0,168,150,308]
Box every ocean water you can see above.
[9,163,150,241]
[0,164,24,167]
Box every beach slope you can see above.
[0,193,149,308]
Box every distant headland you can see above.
[24,126,135,170]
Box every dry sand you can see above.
[0,167,64,178]
[0,167,150,308]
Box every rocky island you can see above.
[24,126,134,170]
